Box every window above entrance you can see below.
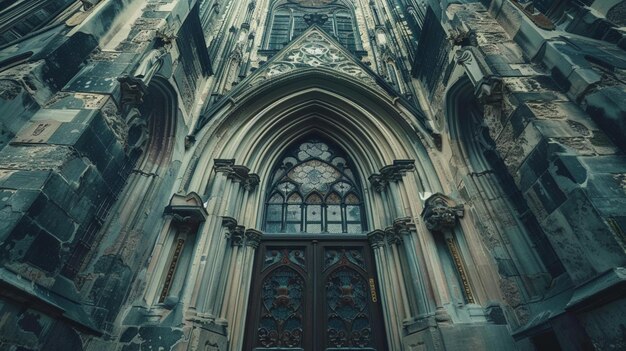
[265,0,360,52]
[264,139,366,234]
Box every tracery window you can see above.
[265,139,365,234]
[265,0,360,52]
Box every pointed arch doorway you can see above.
[243,138,387,351]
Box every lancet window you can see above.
[264,139,365,234]
[265,0,360,52]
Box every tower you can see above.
[0,0,625,350]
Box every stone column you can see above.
[198,159,258,319]
[223,162,259,217]
[395,218,437,318]
[200,218,239,318]
[194,160,236,316]
[144,215,175,304]
[368,159,416,221]
[193,222,228,316]
[368,230,401,351]
[230,229,262,351]
[217,223,245,323]
[386,226,412,319]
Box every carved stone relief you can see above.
[249,28,376,86]
[421,194,464,232]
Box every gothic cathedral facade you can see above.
[1,0,626,350]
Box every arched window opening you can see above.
[0,0,79,47]
[265,1,361,53]
[269,7,292,50]
[264,139,366,234]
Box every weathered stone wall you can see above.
[455,0,626,279]
[0,106,127,278]
[0,1,214,350]
[425,1,626,349]
[484,0,626,151]
[0,296,84,351]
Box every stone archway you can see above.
[182,69,445,350]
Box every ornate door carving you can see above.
[244,239,386,351]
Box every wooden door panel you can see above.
[245,240,385,351]
[318,242,386,351]
[246,244,312,350]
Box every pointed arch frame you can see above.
[181,68,445,351]
[262,135,368,234]
[187,68,441,228]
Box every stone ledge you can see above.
[0,267,100,335]
[566,267,626,312]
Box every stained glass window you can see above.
[264,139,366,233]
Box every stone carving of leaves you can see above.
[267,62,296,77]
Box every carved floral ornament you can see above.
[420,193,464,232]
[250,28,375,86]
[222,217,263,248]
[367,217,415,249]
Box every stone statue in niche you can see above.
[125,107,148,155]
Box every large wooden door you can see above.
[243,239,387,351]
